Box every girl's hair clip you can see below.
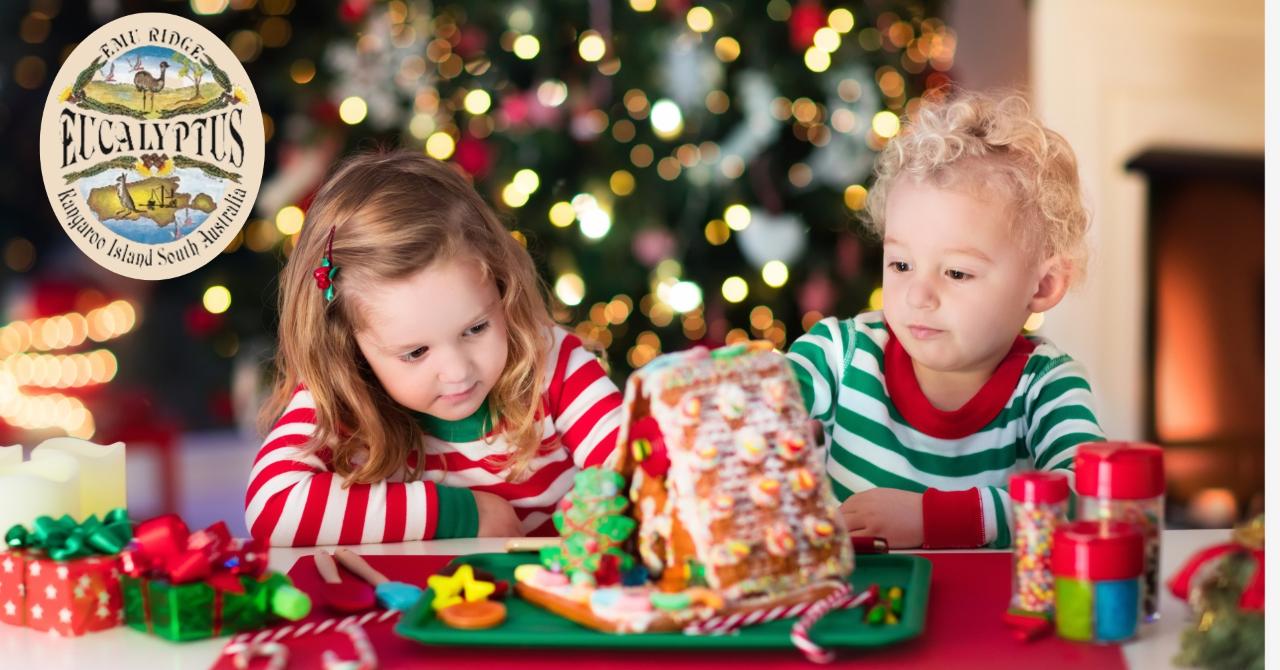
[312,226,339,303]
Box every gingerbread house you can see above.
[515,341,853,633]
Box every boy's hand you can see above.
[474,490,523,537]
[840,488,924,549]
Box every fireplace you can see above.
[1125,150,1264,527]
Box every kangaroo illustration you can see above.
[133,61,168,111]
[114,173,138,217]
[100,62,115,82]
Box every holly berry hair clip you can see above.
[313,226,340,303]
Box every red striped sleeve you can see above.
[385,484,407,542]
[291,473,333,546]
[559,396,617,452]
[582,427,620,467]
[338,483,371,545]
[547,332,578,411]
[248,487,289,543]
[423,482,439,539]
[246,383,457,547]
[545,331,623,468]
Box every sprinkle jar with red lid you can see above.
[1008,471,1070,618]
[1074,442,1165,621]
[1052,520,1145,643]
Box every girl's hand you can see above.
[474,490,524,537]
[840,488,924,549]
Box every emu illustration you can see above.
[114,173,138,217]
[133,61,168,111]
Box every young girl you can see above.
[246,151,623,547]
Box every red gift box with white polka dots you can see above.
[0,550,124,636]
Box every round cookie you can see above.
[439,600,507,629]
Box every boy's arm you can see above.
[244,385,479,546]
[975,356,1106,548]
[548,331,624,470]
[785,317,850,426]
[923,356,1105,549]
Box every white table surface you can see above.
[0,529,1234,669]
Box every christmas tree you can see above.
[261,0,952,377]
[2,0,953,430]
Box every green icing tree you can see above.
[541,468,635,586]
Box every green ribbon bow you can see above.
[5,508,132,560]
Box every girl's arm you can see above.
[547,330,623,469]
[244,384,479,547]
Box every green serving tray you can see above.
[395,552,930,650]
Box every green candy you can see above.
[888,586,904,616]
[650,591,692,611]
[711,343,747,360]
[684,559,707,587]
[866,604,886,625]
[271,584,312,621]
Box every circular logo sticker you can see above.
[40,13,263,280]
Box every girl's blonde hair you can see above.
[864,90,1090,284]
[260,150,554,485]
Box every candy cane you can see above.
[322,622,380,670]
[683,584,876,636]
[227,609,400,646]
[789,584,855,664]
[223,641,289,670]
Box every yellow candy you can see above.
[514,564,542,583]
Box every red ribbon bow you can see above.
[1167,542,1264,612]
[120,515,268,595]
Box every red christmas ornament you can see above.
[338,0,372,23]
[184,304,223,337]
[499,92,531,127]
[789,0,826,52]
[308,99,342,127]
[836,235,863,279]
[455,25,488,58]
[453,136,494,178]
[799,273,836,315]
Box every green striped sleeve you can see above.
[786,317,848,424]
[983,486,1012,548]
[1025,355,1106,472]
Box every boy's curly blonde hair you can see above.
[863,91,1090,284]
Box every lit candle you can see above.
[31,437,127,519]
[0,447,82,532]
